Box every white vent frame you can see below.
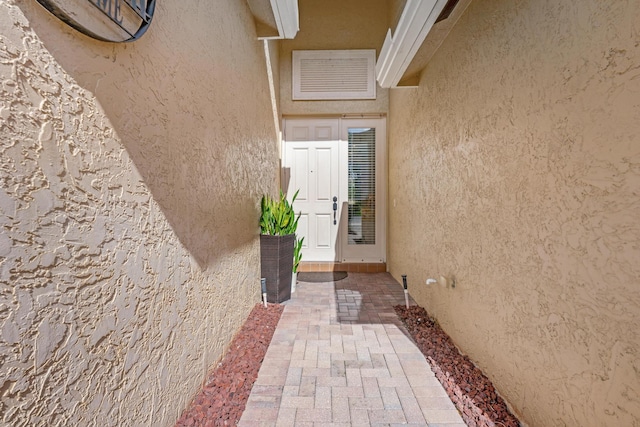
[292,50,377,100]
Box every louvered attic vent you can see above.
[292,50,377,100]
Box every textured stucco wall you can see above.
[0,0,278,426]
[280,0,390,116]
[388,1,640,426]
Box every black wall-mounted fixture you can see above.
[36,0,156,42]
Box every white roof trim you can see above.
[376,0,449,88]
[270,0,299,39]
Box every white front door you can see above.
[283,117,386,263]
[284,119,341,261]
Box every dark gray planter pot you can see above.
[260,234,294,303]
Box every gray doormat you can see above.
[297,272,348,282]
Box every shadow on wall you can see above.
[17,2,273,268]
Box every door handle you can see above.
[333,196,337,225]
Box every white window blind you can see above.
[347,128,376,245]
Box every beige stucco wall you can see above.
[0,0,278,426]
[388,1,640,426]
[387,0,407,33]
[280,0,390,116]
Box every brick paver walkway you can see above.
[238,273,466,426]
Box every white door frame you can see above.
[282,116,386,263]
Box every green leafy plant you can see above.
[293,236,304,273]
[260,190,300,236]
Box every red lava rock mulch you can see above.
[175,303,283,427]
[395,305,521,427]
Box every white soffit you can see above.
[376,0,450,88]
[293,50,377,100]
